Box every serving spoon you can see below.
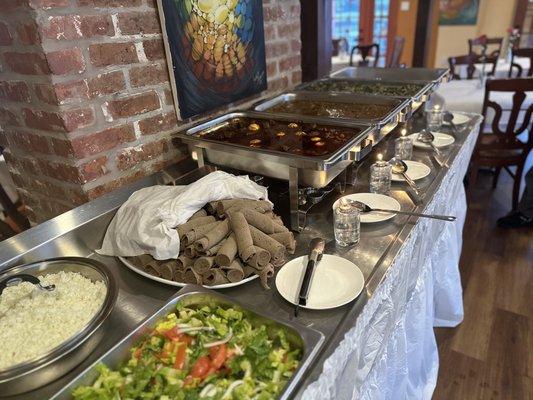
[443,112,458,136]
[417,129,448,167]
[352,201,456,222]
[389,158,421,197]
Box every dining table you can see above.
[0,111,483,400]
[456,56,531,80]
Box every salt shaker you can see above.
[394,128,413,160]
[370,153,391,194]
[334,199,360,247]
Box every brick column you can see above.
[0,0,301,224]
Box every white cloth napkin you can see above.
[97,171,269,260]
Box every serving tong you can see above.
[294,238,326,317]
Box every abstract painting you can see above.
[158,0,267,119]
[439,0,480,26]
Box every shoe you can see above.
[497,212,533,228]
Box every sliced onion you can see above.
[199,383,216,398]
[180,326,215,334]
[203,328,233,348]
[222,380,243,399]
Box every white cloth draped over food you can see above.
[301,114,481,400]
[97,171,269,260]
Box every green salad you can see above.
[72,305,301,400]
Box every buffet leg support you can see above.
[194,146,207,168]
[289,167,302,232]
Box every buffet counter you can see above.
[0,113,482,400]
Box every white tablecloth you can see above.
[302,114,482,400]
[456,56,530,79]
[435,80,533,128]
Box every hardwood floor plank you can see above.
[433,349,484,400]
[478,309,529,400]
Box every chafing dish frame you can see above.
[330,66,451,84]
[179,111,376,230]
[0,257,118,397]
[253,91,411,130]
[51,284,325,400]
[295,78,433,112]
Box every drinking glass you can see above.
[334,199,360,247]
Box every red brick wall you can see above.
[0,0,301,223]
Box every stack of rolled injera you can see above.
[125,199,296,288]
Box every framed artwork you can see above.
[439,0,480,26]
[157,0,267,119]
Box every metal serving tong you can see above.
[294,238,326,317]
[0,274,55,296]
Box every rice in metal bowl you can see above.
[0,271,106,370]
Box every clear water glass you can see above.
[426,108,443,132]
[394,136,413,160]
[370,160,392,194]
[334,199,360,247]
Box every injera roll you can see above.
[176,255,194,273]
[215,233,237,267]
[190,209,207,220]
[177,216,215,239]
[128,254,154,268]
[224,259,245,282]
[247,246,270,269]
[229,212,256,261]
[249,226,285,262]
[144,260,162,277]
[200,242,223,257]
[192,256,215,275]
[183,269,202,284]
[184,245,197,258]
[243,264,260,278]
[259,264,275,289]
[202,268,229,286]
[158,260,177,280]
[216,199,272,217]
[205,201,219,214]
[241,209,288,234]
[183,221,219,245]
[269,232,296,254]
[194,220,230,252]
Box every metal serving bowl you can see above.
[0,257,118,396]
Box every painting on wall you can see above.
[158,0,267,119]
[439,0,480,26]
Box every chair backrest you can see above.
[448,53,480,80]
[468,36,503,58]
[387,36,405,68]
[480,78,533,150]
[508,47,533,78]
[350,43,380,67]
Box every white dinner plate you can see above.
[276,254,364,310]
[119,257,258,289]
[333,193,401,223]
[444,113,470,125]
[391,160,431,182]
[408,132,455,149]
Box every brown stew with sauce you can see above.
[196,117,361,157]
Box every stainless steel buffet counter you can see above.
[0,113,482,399]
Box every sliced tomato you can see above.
[162,326,181,341]
[190,356,211,379]
[173,341,187,370]
[209,344,227,369]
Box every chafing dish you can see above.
[330,66,450,84]
[51,284,325,400]
[253,91,410,130]
[296,78,433,112]
[0,257,118,397]
[179,111,375,230]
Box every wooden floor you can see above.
[433,170,533,400]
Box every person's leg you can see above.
[497,166,533,228]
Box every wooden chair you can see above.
[387,36,405,68]
[468,78,533,210]
[468,36,503,58]
[448,53,480,80]
[508,47,533,77]
[349,43,379,67]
